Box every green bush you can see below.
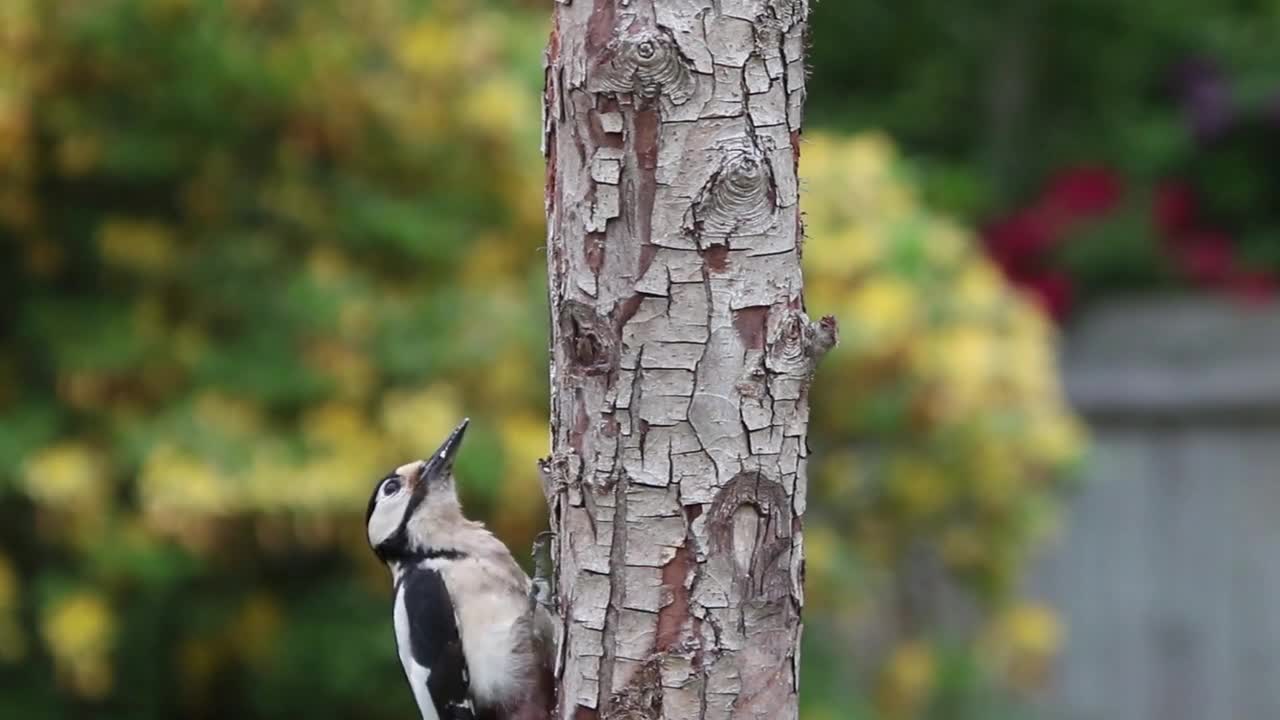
[809,1,1280,316]
[1,1,548,716]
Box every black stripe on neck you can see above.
[373,489,427,565]
[384,546,469,568]
[422,547,468,561]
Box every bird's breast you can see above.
[446,569,533,708]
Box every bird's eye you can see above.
[382,479,402,496]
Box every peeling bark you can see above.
[542,2,828,719]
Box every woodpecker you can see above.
[366,419,555,720]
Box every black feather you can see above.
[400,566,475,720]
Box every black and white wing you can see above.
[394,567,476,720]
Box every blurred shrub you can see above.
[809,1,1280,318]
[0,1,548,717]
[984,162,1279,320]
[801,133,1083,719]
[809,0,1280,210]
[0,1,1083,719]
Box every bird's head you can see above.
[366,418,468,564]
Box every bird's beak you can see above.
[413,418,469,489]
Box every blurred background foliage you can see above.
[0,0,1089,718]
[810,1,1280,321]
[802,134,1080,720]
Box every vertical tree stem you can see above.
[541,2,831,718]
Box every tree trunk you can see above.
[540,2,829,719]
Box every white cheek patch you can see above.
[368,492,410,547]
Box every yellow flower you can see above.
[1007,299,1054,341]
[139,443,234,516]
[805,226,882,279]
[953,258,1005,316]
[302,402,368,448]
[803,277,847,325]
[985,602,1065,691]
[844,275,917,346]
[504,161,548,231]
[463,76,530,138]
[289,402,386,509]
[500,413,549,483]
[879,641,935,717]
[923,220,968,267]
[998,603,1063,658]
[294,444,384,510]
[97,218,177,274]
[1027,412,1086,469]
[380,385,463,456]
[972,445,1021,511]
[338,298,376,342]
[42,592,115,659]
[243,445,294,509]
[798,520,839,576]
[306,245,351,286]
[21,442,107,509]
[843,131,897,180]
[194,392,265,438]
[462,234,520,285]
[927,321,997,417]
[479,348,536,408]
[872,182,917,222]
[41,591,116,699]
[888,456,949,519]
[490,412,549,540]
[397,22,459,77]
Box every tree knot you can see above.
[588,24,693,105]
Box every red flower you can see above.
[983,210,1059,266]
[1023,271,1074,321]
[980,168,1275,325]
[1153,182,1197,237]
[1173,231,1234,284]
[1041,166,1124,218]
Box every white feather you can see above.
[394,584,441,720]
[440,560,531,707]
[367,479,412,548]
